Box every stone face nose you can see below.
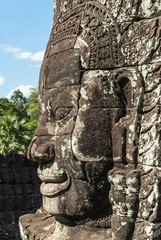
[27,136,55,162]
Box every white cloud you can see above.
[4,46,21,53]
[7,85,34,99]
[30,51,45,61]
[16,51,32,59]
[16,50,44,61]
[0,75,5,85]
[1,44,44,62]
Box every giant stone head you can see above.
[27,52,119,220]
[25,1,161,239]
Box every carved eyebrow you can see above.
[46,78,76,89]
[55,106,73,110]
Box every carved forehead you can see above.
[39,50,80,92]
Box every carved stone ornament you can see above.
[19,1,161,239]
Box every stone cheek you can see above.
[72,108,112,162]
[79,71,122,109]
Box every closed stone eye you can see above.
[55,107,73,120]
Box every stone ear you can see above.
[115,75,132,110]
[111,70,144,165]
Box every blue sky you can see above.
[0,0,53,98]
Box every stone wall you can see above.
[0,153,42,240]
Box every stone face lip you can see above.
[38,167,68,183]
[40,176,70,197]
[39,166,70,197]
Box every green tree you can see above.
[24,119,38,140]
[0,115,31,155]
[0,98,18,116]
[10,89,27,106]
[25,88,39,141]
[26,88,39,120]
[10,89,28,119]
[0,88,39,155]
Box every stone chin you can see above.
[42,178,110,220]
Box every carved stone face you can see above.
[27,0,152,222]
[27,50,123,220]
[20,1,161,239]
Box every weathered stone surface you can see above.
[133,219,161,240]
[35,85,79,136]
[111,214,135,240]
[0,168,14,183]
[108,169,140,240]
[39,50,81,91]
[19,212,112,240]
[72,108,112,161]
[0,154,41,240]
[137,165,161,222]
[19,0,161,239]
[79,71,122,108]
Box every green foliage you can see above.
[10,89,28,119]
[10,89,27,106]
[0,88,39,155]
[26,88,39,120]
[0,98,18,116]
[24,119,39,140]
[0,115,30,155]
